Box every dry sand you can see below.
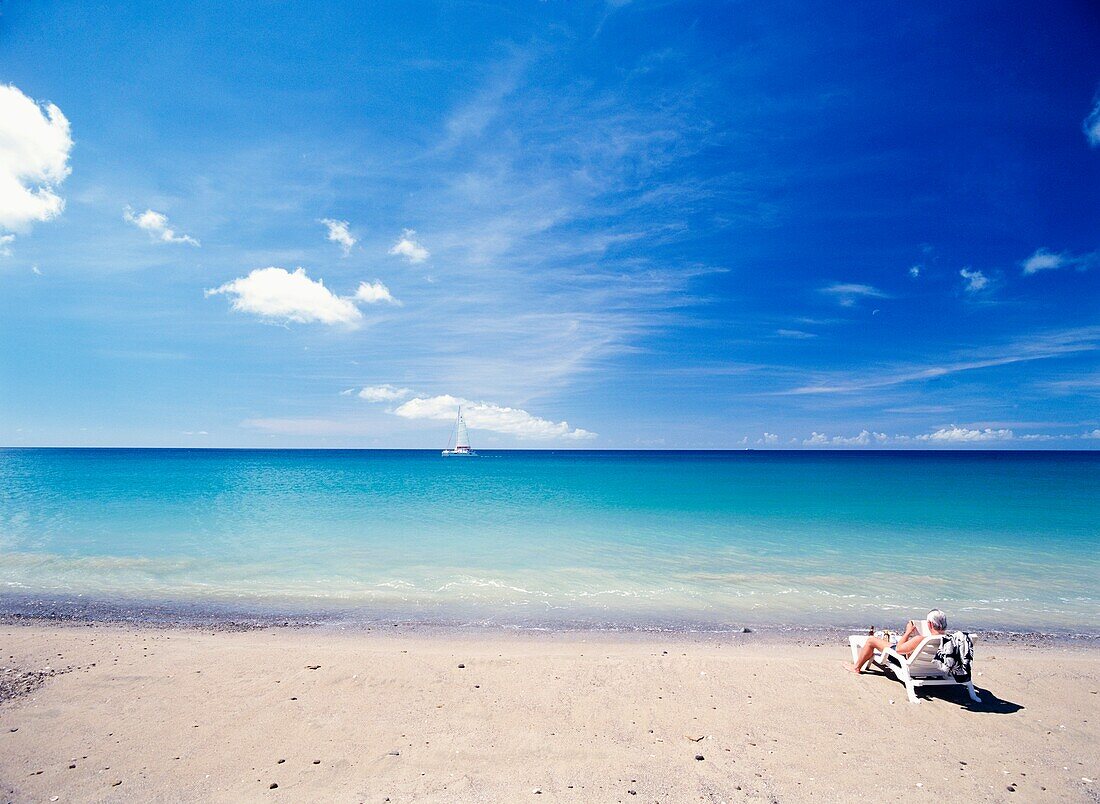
[1,623,1097,802]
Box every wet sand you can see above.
[1,623,1098,802]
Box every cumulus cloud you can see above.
[757,432,779,445]
[388,229,430,263]
[353,280,401,305]
[321,218,356,255]
[909,266,921,278]
[1085,96,1100,147]
[357,385,414,403]
[123,207,199,246]
[915,425,1013,443]
[206,267,363,326]
[0,234,13,256]
[803,430,888,446]
[358,389,594,440]
[959,268,988,292]
[0,84,73,235]
[1083,429,1100,440]
[819,283,889,306]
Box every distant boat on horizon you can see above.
[442,408,478,457]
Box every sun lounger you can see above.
[848,632,981,704]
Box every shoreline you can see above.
[3,592,1100,644]
[2,620,1098,802]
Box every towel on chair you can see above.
[934,630,973,680]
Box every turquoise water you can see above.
[1,449,1097,632]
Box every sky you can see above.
[1,1,1098,449]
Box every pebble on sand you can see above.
[269,782,278,789]
[695,755,705,761]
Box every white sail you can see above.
[442,407,477,455]
[455,410,471,448]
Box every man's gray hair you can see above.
[927,609,948,632]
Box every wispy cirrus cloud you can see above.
[819,283,889,306]
[1084,94,1100,147]
[776,328,816,339]
[123,207,200,246]
[325,47,724,402]
[1021,247,1097,275]
[783,326,1100,395]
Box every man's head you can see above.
[927,609,948,632]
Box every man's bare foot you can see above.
[844,662,861,674]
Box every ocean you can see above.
[1,448,1097,633]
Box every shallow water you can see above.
[1,449,1097,632]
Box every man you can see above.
[846,609,948,674]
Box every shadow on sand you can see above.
[864,668,1025,714]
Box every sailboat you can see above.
[441,407,477,456]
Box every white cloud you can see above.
[206,267,363,326]
[1084,96,1100,147]
[123,207,199,246]
[379,392,595,440]
[909,266,920,278]
[757,432,779,445]
[31,264,42,275]
[836,430,888,446]
[357,385,414,403]
[776,329,816,339]
[803,430,888,446]
[0,234,13,256]
[354,280,401,306]
[388,229,430,263]
[321,218,356,256]
[1021,247,1096,275]
[1083,429,1100,440]
[0,84,72,234]
[820,283,889,307]
[959,268,988,292]
[784,326,1100,395]
[915,425,1013,443]
[1022,249,1063,275]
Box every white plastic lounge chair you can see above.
[848,631,981,704]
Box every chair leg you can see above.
[965,681,981,703]
[905,678,920,704]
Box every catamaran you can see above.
[442,408,477,456]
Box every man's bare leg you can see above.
[846,635,888,674]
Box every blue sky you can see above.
[1,1,1098,448]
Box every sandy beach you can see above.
[1,623,1097,803]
